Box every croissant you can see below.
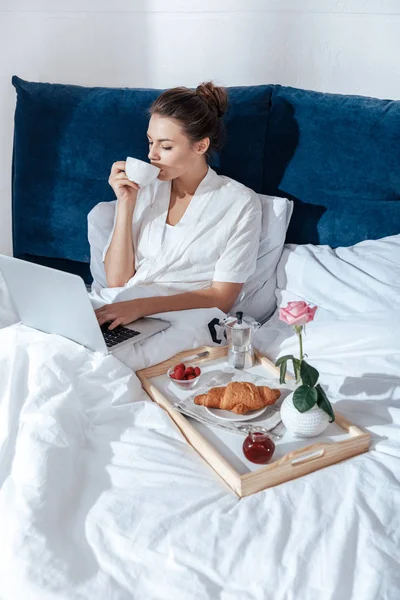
[194,382,281,414]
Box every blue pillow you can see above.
[263,85,400,246]
[11,76,272,269]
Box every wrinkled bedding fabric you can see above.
[0,247,399,599]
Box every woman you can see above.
[90,82,262,330]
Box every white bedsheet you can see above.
[0,252,399,600]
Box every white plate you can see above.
[204,405,268,422]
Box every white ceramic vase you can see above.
[280,391,330,437]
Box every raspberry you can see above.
[174,367,185,380]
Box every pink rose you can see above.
[279,301,317,326]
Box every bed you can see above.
[0,78,399,599]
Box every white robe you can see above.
[88,167,261,306]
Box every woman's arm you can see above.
[95,282,243,328]
[104,200,137,287]
[104,161,140,288]
[142,282,243,315]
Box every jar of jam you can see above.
[242,429,276,464]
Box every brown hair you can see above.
[149,81,228,158]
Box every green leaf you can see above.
[292,358,301,383]
[279,361,287,385]
[275,354,294,367]
[293,385,318,413]
[315,384,335,422]
[300,360,319,388]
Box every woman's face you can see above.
[147,114,207,181]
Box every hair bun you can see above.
[195,81,228,118]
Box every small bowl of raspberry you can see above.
[167,363,202,390]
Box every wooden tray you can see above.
[136,345,371,497]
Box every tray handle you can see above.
[275,441,342,469]
[290,448,325,465]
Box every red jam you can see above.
[243,431,275,464]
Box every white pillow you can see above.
[275,234,400,316]
[232,194,293,322]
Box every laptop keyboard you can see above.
[100,322,141,348]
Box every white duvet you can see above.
[0,236,399,600]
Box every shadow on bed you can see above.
[333,372,398,444]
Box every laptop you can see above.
[0,255,170,354]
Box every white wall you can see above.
[1,0,399,255]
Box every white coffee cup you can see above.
[125,157,160,186]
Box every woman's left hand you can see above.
[95,300,145,330]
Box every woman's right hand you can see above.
[108,161,140,204]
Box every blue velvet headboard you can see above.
[11,76,400,283]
